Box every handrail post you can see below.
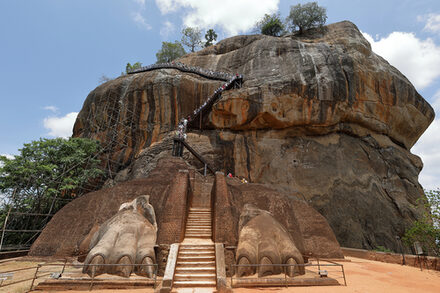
[341,264,347,286]
[230,264,233,288]
[0,205,13,251]
[204,164,207,177]
[61,259,67,275]
[89,265,95,291]
[153,264,158,289]
[29,265,40,291]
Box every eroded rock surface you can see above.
[236,204,305,277]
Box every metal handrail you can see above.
[127,62,236,81]
[29,262,159,291]
[175,139,215,176]
[230,261,347,287]
[0,261,158,291]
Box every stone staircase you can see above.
[173,179,216,289]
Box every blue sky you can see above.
[1,0,440,189]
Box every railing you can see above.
[229,259,347,288]
[127,61,236,82]
[0,264,41,290]
[30,262,158,291]
[0,261,158,291]
[188,73,242,129]
[173,138,215,176]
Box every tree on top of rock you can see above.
[125,62,142,74]
[181,27,202,52]
[287,2,327,34]
[255,13,285,37]
[204,29,217,47]
[156,41,186,63]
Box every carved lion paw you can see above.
[82,195,157,278]
[236,204,305,277]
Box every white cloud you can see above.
[132,12,152,30]
[419,13,440,33]
[363,31,440,90]
[43,105,58,113]
[0,154,14,160]
[134,0,146,9]
[160,20,175,38]
[154,0,279,36]
[412,90,440,190]
[43,112,78,138]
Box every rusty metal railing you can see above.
[229,259,346,288]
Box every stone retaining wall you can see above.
[341,247,440,271]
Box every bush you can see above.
[403,189,440,256]
[255,13,285,36]
[156,41,186,63]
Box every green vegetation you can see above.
[181,27,202,52]
[125,62,142,73]
[403,189,440,256]
[204,29,218,47]
[374,245,392,253]
[255,13,285,36]
[156,41,186,63]
[0,137,103,248]
[287,2,327,34]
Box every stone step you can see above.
[178,255,215,262]
[179,251,214,255]
[174,273,216,281]
[180,244,214,251]
[185,235,212,239]
[175,267,216,274]
[186,225,212,229]
[189,207,211,211]
[187,213,211,216]
[187,215,211,217]
[177,261,215,267]
[186,228,211,232]
[173,280,216,288]
[179,248,215,253]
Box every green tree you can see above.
[181,27,202,52]
[255,13,285,36]
[204,29,218,47]
[156,41,186,63]
[125,62,142,73]
[403,190,440,256]
[0,138,103,248]
[287,2,327,34]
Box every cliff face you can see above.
[73,21,434,251]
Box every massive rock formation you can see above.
[30,157,344,272]
[72,21,434,251]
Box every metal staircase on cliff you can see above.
[173,178,216,289]
[128,61,243,130]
